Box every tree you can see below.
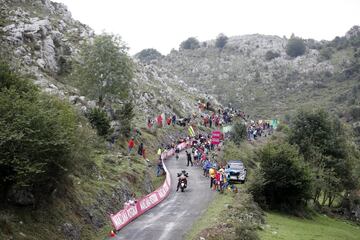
[256,142,312,210]
[71,33,134,104]
[180,37,200,50]
[289,109,331,161]
[231,121,247,144]
[86,108,111,136]
[289,109,358,206]
[135,48,163,63]
[0,63,80,198]
[215,33,228,49]
[115,101,135,137]
[286,37,306,57]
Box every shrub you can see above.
[248,169,267,209]
[276,123,290,134]
[319,47,334,60]
[257,142,313,210]
[306,39,322,50]
[286,37,306,57]
[223,141,257,169]
[265,50,280,61]
[350,106,360,121]
[135,48,163,63]
[0,212,14,235]
[86,108,111,136]
[230,121,247,145]
[234,223,260,240]
[334,63,360,82]
[180,37,200,50]
[0,63,80,198]
[215,33,229,49]
[350,36,360,48]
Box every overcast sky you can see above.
[53,0,359,55]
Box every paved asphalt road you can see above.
[114,151,215,240]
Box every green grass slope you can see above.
[259,212,360,240]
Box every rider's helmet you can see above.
[181,170,186,174]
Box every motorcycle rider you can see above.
[176,170,189,192]
[175,147,180,160]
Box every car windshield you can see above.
[229,163,243,169]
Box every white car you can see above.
[225,160,247,184]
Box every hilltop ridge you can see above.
[158,28,359,119]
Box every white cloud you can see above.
[53,0,360,55]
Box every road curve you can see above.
[114,151,215,240]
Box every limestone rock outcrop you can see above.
[0,0,210,124]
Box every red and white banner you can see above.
[211,130,222,145]
[110,165,171,230]
[110,141,190,231]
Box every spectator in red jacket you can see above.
[157,115,163,127]
[215,170,221,191]
[166,117,172,126]
[128,138,135,154]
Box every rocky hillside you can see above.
[131,61,219,125]
[1,1,359,239]
[0,1,218,239]
[0,0,214,125]
[0,0,93,93]
[159,29,360,122]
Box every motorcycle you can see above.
[177,171,189,192]
[179,178,187,192]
